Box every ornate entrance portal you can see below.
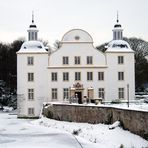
[70,82,84,104]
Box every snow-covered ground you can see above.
[102,101,148,111]
[0,112,147,148]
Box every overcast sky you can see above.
[0,0,148,46]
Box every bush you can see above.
[111,99,121,104]
[72,129,81,135]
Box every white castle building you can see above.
[17,15,135,118]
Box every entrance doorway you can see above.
[75,92,82,104]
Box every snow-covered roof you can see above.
[106,40,134,53]
[17,41,47,53]
[61,29,93,43]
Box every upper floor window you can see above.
[118,56,124,64]
[27,57,34,65]
[118,72,124,80]
[52,88,58,100]
[63,56,69,65]
[98,72,104,81]
[51,72,57,81]
[87,56,93,64]
[75,56,80,64]
[118,88,124,99]
[28,73,34,82]
[63,72,69,81]
[28,89,34,100]
[87,72,93,81]
[75,72,81,81]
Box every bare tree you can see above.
[53,40,61,49]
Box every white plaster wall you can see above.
[48,43,107,102]
[105,52,135,101]
[17,53,48,117]
[49,43,106,66]
[48,68,107,102]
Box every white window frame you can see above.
[118,56,124,64]
[63,72,69,81]
[87,56,93,64]
[98,88,105,99]
[27,57,34,65]
[63,56,69,65]
[98,72,104,81]
[87,72,93,81]
[74,56,81,65]
[75,72,81,81]
[28,89,34,100]
[118,88,124,99]
[118,72,124,80]
[52,88,58,100]
[28,108,34,115]
[63,88,69,100]
[51,72,57,81]
[28,73,34,82]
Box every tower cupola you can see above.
[27,12,38,41]
[112,12,123,40]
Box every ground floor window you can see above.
[118,88,124,99]
[28,108,34,115]
[98,88,105,99]
[63,88,69,100]
[52,88,58,100]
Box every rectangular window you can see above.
[87,56,93,64]
[118,56,124,64]
[118,72,124,80]
[28,108,34,115]
[27,57,34,65]
[75,56,80,64]
[52,88,58,99]
[28,89,34,100]
[98,88,105,99]
[63,72,69,81]
[51,72,57,81]
[63,56,69,65]
[28,73,34,81]
[75,72,81,81]
[118,88,124,99]
[98,72,104,80]
[63,88,69,100]
[87,72,93,81]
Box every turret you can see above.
[112,12,123,40]
[27,12,38,41]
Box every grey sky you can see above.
[0,0,147,46]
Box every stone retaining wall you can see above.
[42,103,148,140]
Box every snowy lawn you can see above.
[0,112,147,148]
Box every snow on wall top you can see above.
[17,41,47,53]
[106,40,134,53]
[61,29,93,43]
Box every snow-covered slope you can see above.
[0,113,147,148]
